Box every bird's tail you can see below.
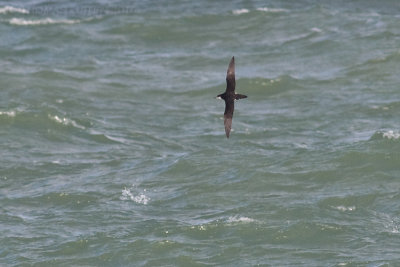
[235,94,247,100]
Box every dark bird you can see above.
[216,56,247,138]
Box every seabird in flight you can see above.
[216,56,247,138]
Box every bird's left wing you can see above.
[226,57,235,93]
[224,100,234,138]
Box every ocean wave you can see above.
[227,215,256,223]
[48,114,85,129]
[256,7,287,13]
[188,216,256,232]
[120,185,150,205]
[371,130,400,140]
[232,9,249,15]
[378,211,400,234]
[87,130,126,144]
[9,17,81,26]
[0,110,16,117]
[233,7,286,15]
[335,206,356,212]
[311,27,323,33]
[0,6,29,14]
[382,130,400,140]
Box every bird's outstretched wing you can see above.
[224,100,234,138]
[226,57,235,93]
[235,94,247,100]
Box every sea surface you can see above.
[1,0,400,266]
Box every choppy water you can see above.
[1,1,400,266]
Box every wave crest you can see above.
[227,215,256,223]
[382,130,400,140]
[48,115,85,129]
[256,7,287,13]
[9,18,81,26]
[0,110,16,117]
[0,6,29,14]
[372,130,400,140]
[120,185,150,205]
[232,9,249,15]
[233,7,287,15]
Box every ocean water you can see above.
[1,0,400,266]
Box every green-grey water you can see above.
[1,1,400,266]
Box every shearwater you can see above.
[216,56,247,138]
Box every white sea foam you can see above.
[387,222,400,234]
[296,143,308,149]
[104,134,126,143]
[9,18,81,26]
[311,27,322,33]
[335,206,356,212]
[190,225,207,231]
[121,186,150,205]
[256,7,287,13]
[0,110,16,117]
[49,115,85,129]
[0,6,29,14]
[376,211,400,234]
[371,105,389,110]
[382,130,400,140]
[232,9,249,15]
[227,216,255,223]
